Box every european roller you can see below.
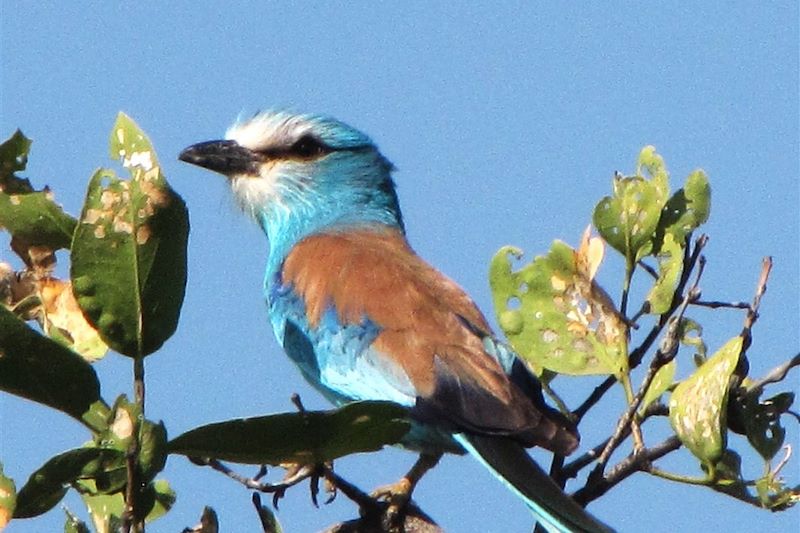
[179,111,612,533]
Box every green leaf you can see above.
[13,447,125,518]
[669,336,742,464]
[677,317,707,364]
[145,480,176,523]
[93,395,167,483]
[0,130,78,253]
[646,233,683,314]
[0,130,32,184]
[76,485,124,533]
[637,145,670,199]
[754,469,799,511]
[139,420,168,483]
[593,147,671,263]
[64,507,91,533]
[71,113,189,358]
[0,305,108,428]
[489,243,627,377]
[639,360,676,416]
[0,463,16,530]
[705,450,750,499]
[0,189,77,251]
[655,169,711,251]
[168,401,410,465]
[77,478,173,530]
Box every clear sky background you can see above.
[1,3,798,532]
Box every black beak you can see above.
[178,140,259,175]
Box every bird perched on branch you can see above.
[180,111,613,533]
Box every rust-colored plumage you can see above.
[282,225,577,453]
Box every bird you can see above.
[179,111,613,533]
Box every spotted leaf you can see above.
[669,336,742,464]
[490,231,627,377]
[37,279,108,361]
[0,131,77,270]
[71,113,189,358]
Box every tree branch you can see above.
[746,353,800,397]
[590,256,703,474]
[573,436,682,505]
[740,256,772,355]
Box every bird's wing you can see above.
[278,225,576,453]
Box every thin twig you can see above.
[746,353,800,397]
[321,466,379,510]
[562,403,668,480]
[740,257,772,355]
[573,436,682,505]
[637,259,659,279]
[691,300,750,310]
[588,246,705,478]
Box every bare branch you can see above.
[589,253,703,474]
[573,436,682,505]
[740,257,772,355]
[747,353,800,397]
[563,403,668,480]
[692,300,750,310]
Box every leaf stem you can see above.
[123,356,146,533]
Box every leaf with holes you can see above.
[669,336,742,464]
[0,131,77,269]
[646,233,683,314]
[168,401,410,465]
[0,129,32,183]
[489,234,627,377]
[70,113,189,358]
[740,392,794,461]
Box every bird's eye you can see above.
[290,135,330,159]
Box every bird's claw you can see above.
[275,461,336,508]
[370,478,413,527]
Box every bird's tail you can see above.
[455,434,614,533]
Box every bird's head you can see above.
[179,111,403,260]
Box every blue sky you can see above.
[1,3,798,532]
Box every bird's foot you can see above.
[371,477,413,526]
[270,461,335,508]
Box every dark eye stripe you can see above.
[255,135,373,161]
[290,134,331,158]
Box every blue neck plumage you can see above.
[257,159,405,279]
